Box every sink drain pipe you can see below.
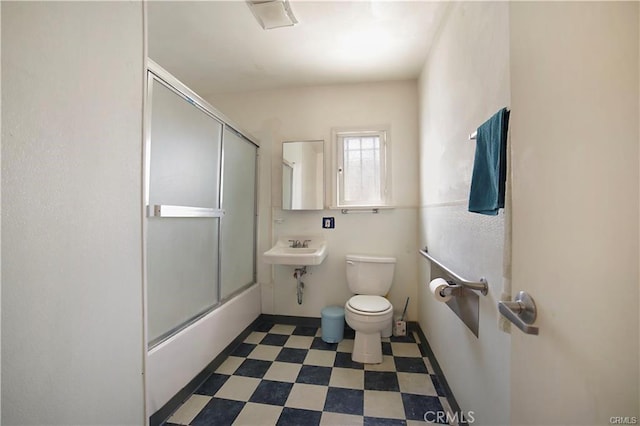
[294,267,307,305]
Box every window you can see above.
[334,128,390,207]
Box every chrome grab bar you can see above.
[419,248,489,296]
[498,291,539,335]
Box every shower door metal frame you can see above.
[144,59,259,349]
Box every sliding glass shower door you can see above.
[220,128,257,299]
[145,65,259,348]
[146,77,223,346]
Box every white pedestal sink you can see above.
[263,237,328,266]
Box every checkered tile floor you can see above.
[163,320,457,426]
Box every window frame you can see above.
[331,127,392,209]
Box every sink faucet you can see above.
[288,239,301,248]
[302,239,311,248]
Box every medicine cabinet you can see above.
[282,140,324,210]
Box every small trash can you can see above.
[321,306,345,343]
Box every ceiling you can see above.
[148,1,449,97]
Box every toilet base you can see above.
[352,330,383,364]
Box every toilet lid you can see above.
[348,295,391,313]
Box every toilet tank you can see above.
[346,254,396,295]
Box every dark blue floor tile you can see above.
[277,407,322,426]
[231,342,256,357]
[394,357,428,374]
[190,397,245,426]
[418,343,428,357]
[233,359,272,378]
[253,321,275,332]
[276,347,308,364]
[401,393,443,422]
[430,374,447,396]
[333,351,364,369]
[343,327,356,339]
[195,373,229,396]
[296,365,332,385]
[390,334,416,343]
[323,387,363,415]
[292,325,318,336]
[249,380,293,406]
[364,371,400,391]
[311,337,338,351]
[382,342,393,356]
[261,333,290,346]
[364,417,407,426]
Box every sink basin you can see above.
[263,237,328,266]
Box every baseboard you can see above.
[413,325,466,426]
[259,314,322,327]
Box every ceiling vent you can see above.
[246,0,298,30]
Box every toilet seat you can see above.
[347,295,391,313]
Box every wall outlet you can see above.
[322,217,335,229]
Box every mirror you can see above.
[282,140,324,210]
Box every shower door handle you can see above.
[498,291,539,335]
[148,205,225,218]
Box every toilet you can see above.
[344,254,396,364]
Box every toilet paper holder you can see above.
[419,248,489,296]
[439,281,464,298]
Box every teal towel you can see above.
[468,108,510,215]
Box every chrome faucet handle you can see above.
[302,239,311,248]
[288,239,299,248]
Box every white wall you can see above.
[418,3,511,425]
[0,3,3,420]
[509,3,639,423]
[210,81,420,320]
[2,3,145,424]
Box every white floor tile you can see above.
[397,372,438,396]
[167,394,211,425]
[247,344,281,361]
[423,356,433,374]
[303,349,336,367]
[363,390,405,419]
[329,367,364,390]
[284,335,314,349]
[285,383,328,411]
[234,402,283,426]
[263,361,302,383]
[270,324,296,335]
[363,355,396,372]
[390,342,422,358]
[214,376,261,401]
[337,338,354,353]
[320,412,364,425]
[244,331,267,344]
[214,356,244,375]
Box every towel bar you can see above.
[419,248,488,296]
[469,108,510,140]
[341,208,379,214]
